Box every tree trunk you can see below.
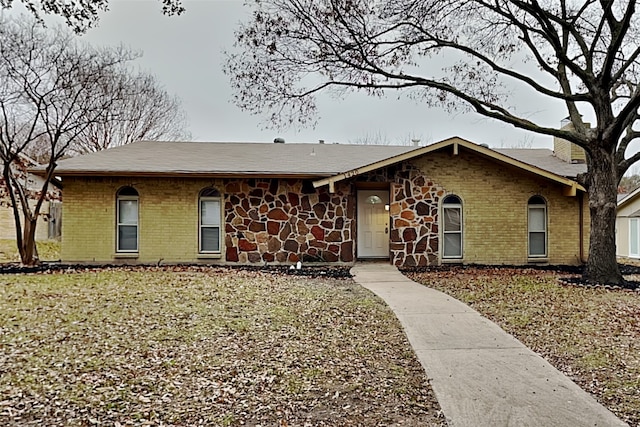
[19,217,39,266]
[584,148,623,284]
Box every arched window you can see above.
[442,195,462,259]
[199,187,222,253]
[528,196,547,257]
[117,186,139,252]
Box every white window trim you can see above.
[199,196,222,254]
[630,218,639,258]
[116,195,139,253]
[442,199,463,260]
[528,203,547,258]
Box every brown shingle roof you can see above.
[41,140,586,180]
[495,148,587,179]
[47,141,417,177]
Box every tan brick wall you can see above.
[62,177,224,263]
[554,135,586,163]
[571,143,586,162]
[411,148,587,265]
[62,151,588,266]
[553,136,572,163]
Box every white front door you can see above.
[357,190,389,258]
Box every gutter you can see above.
[27,170,334,179]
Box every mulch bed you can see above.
[0,262,354,279]
[3,261,639,289]
[401,263,640,291]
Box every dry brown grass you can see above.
[406,267,640,427]
[0,267,444,426]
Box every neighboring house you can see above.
[0,154,61,241]
[34,135,589,267]
[616,187,640,260]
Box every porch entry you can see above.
[357,190,390,258]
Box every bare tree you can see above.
[349,130,392,145]
[396,131,430,147]
[499,134,536,149]
[20,68,190,161]
[225,0,640,284]
[349,130,428,146]
[0,17,140,265]
[0,0,184,32]
[619,174,640,193]
[69,71,190,155]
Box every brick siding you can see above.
[61,150,587,266]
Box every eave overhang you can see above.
[29,170,334,180]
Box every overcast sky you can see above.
[18,0,571,148]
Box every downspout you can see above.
[579,191,586,263]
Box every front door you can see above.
[357,190,389,258]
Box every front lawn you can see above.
[0,267,444,426]
[406,267,640,427]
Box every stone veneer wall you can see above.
[356,164,446,267]
[225,169,446,266]
[223,179,355,264]
[388,165,445,267]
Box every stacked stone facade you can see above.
[222,168,446,266]
[388,165,445,267]
[223,179,354,264]
[355,164,445,267]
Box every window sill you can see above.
[442,258,463,263]
[114,253,139,259]
[198,253,222,259]
[527,257,548,264]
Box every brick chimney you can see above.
[554,117,586,163]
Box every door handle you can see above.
[385,226,388,234]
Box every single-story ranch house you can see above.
[37,136,589,267]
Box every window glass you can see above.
[529,232,546,256]
[118,200,138,225]
[442,195,462,259]
[529,195,545,205]
[199,188,222,253]
[528,196,546,257]
[528,207,545,231]
[365,195,383,204]
[443,195,461,204]
[444,207,461,232]
[201,200,220,225]
[116,187,139,253]
[443,233,462,257]
[118,186,139,197]
[201,227,220,252]
[118,225,138,251]
[200,188,220,198]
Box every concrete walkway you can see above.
[350,263,627,427]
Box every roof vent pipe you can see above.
[274,137,285,143]
[319,139,325,144]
